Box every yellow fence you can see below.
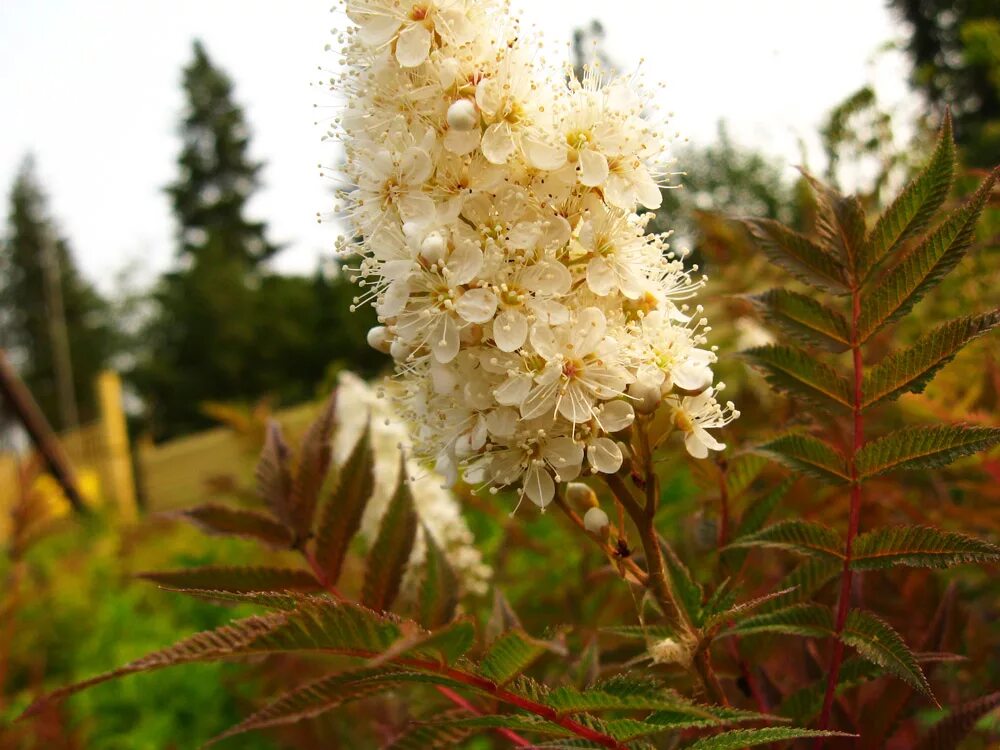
[1,373,321,543]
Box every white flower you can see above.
[669,386,740,459]
[335,0,734,510]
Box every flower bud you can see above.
[366,325,392,354]
[648,635,694,668]
[566,482,598,508]
[419,231,448,265]
[447,99,479,131]
[628,380,662,415]
[583,506,610,534]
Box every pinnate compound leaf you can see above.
[755,434,850,484]
[177,503,293,548]
[758,557,842,614]
[842,609,933,699]
[385,723,475,750]
[22,613,287,716]
[743,346,853,410]
[724,453,768,499]
[802,172,867,272]
[915,691,1000,750]
[751,290,851,352]
[288,393,337,540]
[208,668,441,744]
[256,420,294,527]
[859,168,997,340]
[726,520,843,561]
[861,113,956,276]
[419,525,460,628]
[659,538,703,625]
[722,479,793,571]
[857,425,1000,477]
[726,603,835,639]
[478,629,550,686]
[314,424,375,585]
[851,526,1000,570]
[427,714,574,737]
[681,727,854,749]
[862,311,1000,407]
[743,219,849,293]
[139,566,323,594]
[362,459,418,612]
[703,587,799,631]
[599,624,677,641]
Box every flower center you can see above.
[562,359,583,380]
[409,5,429,21]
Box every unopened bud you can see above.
[419,232,448,265]
[566,482,598,508]
[583,506,610,534]
[628,380,662,415]
[366,325,392,354]
[447,99,479,131]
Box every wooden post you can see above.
[0,348,87,514]
[96,371,137,522]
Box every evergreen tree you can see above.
[134,41,386,441]
[0,156,114,430]
[889,0,1000,167]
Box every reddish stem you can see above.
[434,685,533,748]
[816,282,866,745]
[299,547,543,748]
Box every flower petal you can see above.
[481,123,516,164]
[493,309,528,352]
[522,465,555,508]
[587,437,623,474]
[395,23,432,67]
[578,148,609,187]
[456,287,498,324]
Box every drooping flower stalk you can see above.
[335,0,737,513]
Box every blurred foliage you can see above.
[889,0,1000,168]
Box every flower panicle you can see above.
[333,0,736,510]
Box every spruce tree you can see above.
[0,156,113,430]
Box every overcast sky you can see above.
[0,1,914,293]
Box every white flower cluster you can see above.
[333,372,491,596]
[333,0,737,509]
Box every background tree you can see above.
[133,42,384,441]
[889,0,1000,167]
[0,157,114,432]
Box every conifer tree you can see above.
[0,157,113,431]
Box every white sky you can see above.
[0,1,913,293]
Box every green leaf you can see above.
[758,557,842,613]
[599,624,677,641]
[726,603,835,639]
[842,609,933,699]
[546,679,723,717]
[22,613,289,716]
[861,113,956,277]
[743,345,853,410]
[645,704,785,730]
[915,691,1000,750]
[385,723,475,750]
[743,219,849,293]
[779,657,882,723]
[256,420,294,528]
[139,566,323,594]
[859,168,998,340]
[681,727,853,749]
[726,520,843,561]
[177,503,293,548]
[724,453,768,499]
[862,311,1000,407]
[478,629,550,686]
[703,587,800,631]
[751,290,851,352]
[362,459,418,612]
[208,668,437,744]
[314,424,375,585]
[429,714,574,737]
[722,479,792,571]
[370,619,477,667]
[755,434,850,484]
[659,538,703,625]
[851,526,1000,570]
[418,525,460,628]
[288,393,337,540]
[857,425,1000,477]
[803,172,867,272]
